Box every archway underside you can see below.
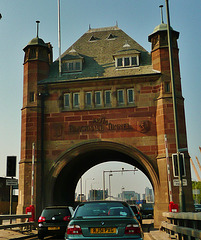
[49,141,159,206]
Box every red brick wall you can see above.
[43,106,159,160]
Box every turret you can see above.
[17,21,52,215]
[22,21,52,108]
[148,22,180,73]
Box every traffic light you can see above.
[6,156,16,177]
[172,153,185,177]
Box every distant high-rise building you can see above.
[131,192,140,201]
[119,191,137,201]
[144,187,154,202]
[89,189,108,201]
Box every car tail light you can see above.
[125,224,141,234]
[67,225,82,235]
[63,215,71,221]
[38,216,46,223]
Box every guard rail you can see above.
[161,212,201,240]
[0,213,34,231]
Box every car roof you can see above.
[79,200,127,205]
[45,206,72,209]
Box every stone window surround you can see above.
[115,55,139,68]
[63,87,135,111]
[62,60,82,73]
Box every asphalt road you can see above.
[25,219,155,240]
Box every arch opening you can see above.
[48,141,159,207]
[75,161,154,203]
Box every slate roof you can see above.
[39,26,159,84]
[62,48,84,60]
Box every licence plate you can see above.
[90,227,116,234]
[48,226,60,230]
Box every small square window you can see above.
[124,57,130,66]
[117,58,123,67]
[85,92,92,106]
[75,62,81,70]
[131,57,137,66]
[95,91,102,106]
[105,90,111,105]
[64,93,70,108]
[69,62,74,71]
[73,93,80,108]
[165,82,170,93]
[30,92,35,102]
[127,89,134,104]
[117,89,124,104]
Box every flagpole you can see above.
[58,0,61,76]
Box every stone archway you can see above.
[46,140,165,227]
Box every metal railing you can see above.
[0,213,34,231]
[161,212,201,240]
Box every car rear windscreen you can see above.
[75,202,132,218]
[42,208,70,219]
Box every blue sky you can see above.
[0,0,200,196]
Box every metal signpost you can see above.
[6,178,18,215]
[6,156,17,215]
[103,168,138,200]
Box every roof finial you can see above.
[36,20,40,38]
[123,40,130,48]
[89,24,91,30]
[116,21,118,27]
[159,5,164,24]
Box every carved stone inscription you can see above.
[69,117,131,133]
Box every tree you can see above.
[192,181,201,204]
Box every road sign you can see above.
[6,179,18,186]
[6,156,16,177]
[173,179,187,186]
[193,189,200,195]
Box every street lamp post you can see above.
[80,177,82,202]
[103,171,106,200]
[121,186,125,201]
[90,178,95,200]
[85,178,94,200]
[165,0,185,211]
[102,168,138,200]
[109,174,113,200]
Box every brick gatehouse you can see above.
[17,22,194,227]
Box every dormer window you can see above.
[89,35,98,42]
[114,42,140,69]
[62,60,82,73]
[116,55,139,68]
[61,48,83,73]
[106,33,116,40]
